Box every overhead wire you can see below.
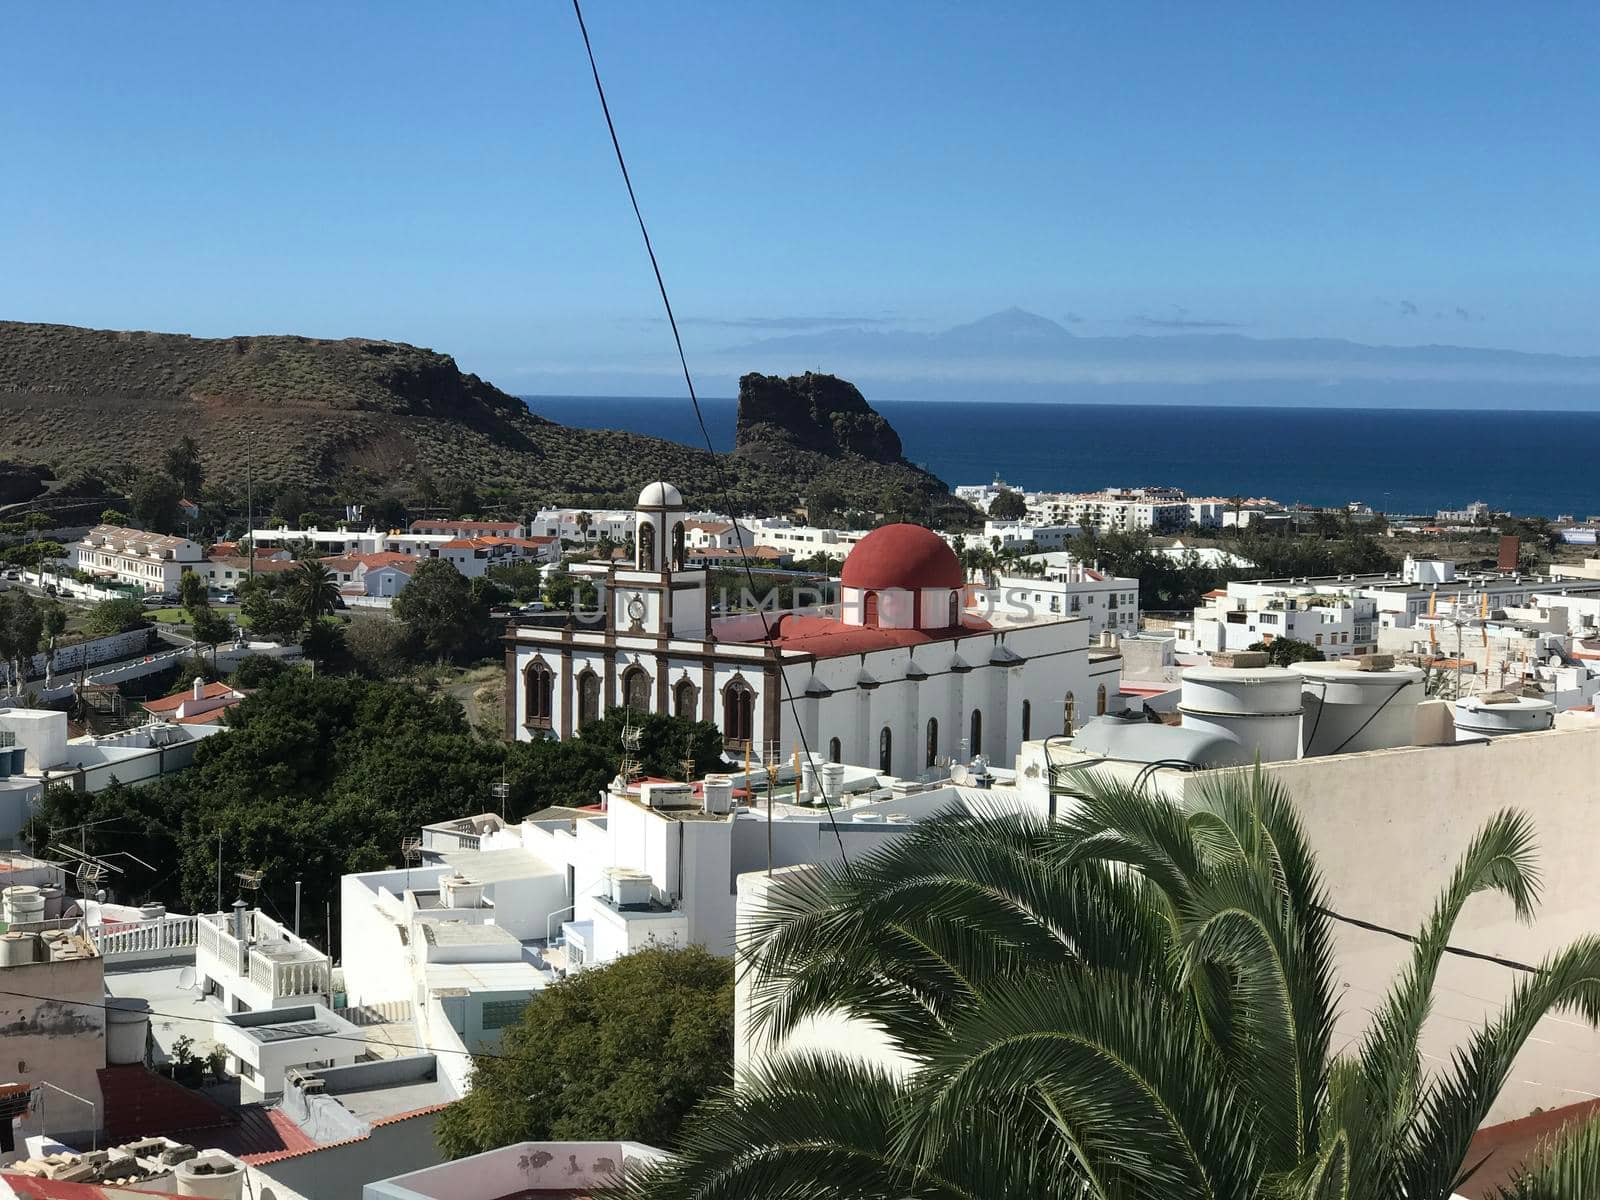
[570,0,848,865]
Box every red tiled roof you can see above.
[189,1103,317,1163]
[320,555,362,573]
[410,520,520,533]
[757,612,993,659]
[229,1103,450,1165]
[142,682,235,713]
[96,1066,233,1144]
[840,524,964,592]
[357,552,418,571]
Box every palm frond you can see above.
[1496,1115,1600,1200]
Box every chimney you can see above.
[192,676,205,701]
[231,898,249,942]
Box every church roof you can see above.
[638,481,684,507]
[759,612,992,659]
[840,524,964,592]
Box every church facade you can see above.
[505,482,1120,776]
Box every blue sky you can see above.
[3,2,1598,395]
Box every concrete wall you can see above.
[1,951,106,1144]
[256,1111,445,1200]
[1179,716,1600,1123]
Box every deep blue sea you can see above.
[524,395,1599,518]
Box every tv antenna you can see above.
[620,711,644,783]
[235,869,264,902]
[400,837,422,892]
[678,734,696,783]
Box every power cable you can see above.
[570,0,848,865]
[1313,905,1542,975]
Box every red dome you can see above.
[840,523,963,591]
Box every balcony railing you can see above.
[197,908,330,1000]
[93,915,198,960]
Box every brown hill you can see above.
[0,322,958,519]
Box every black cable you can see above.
[1313,907,1541,975]
[1324,677,1414,757]
[570,0,847,865]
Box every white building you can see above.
[409,519,526,539]
[70,525,204,595]
[252,525,387,555]
[195,902,332,1014]
[745,515,869,558]
[953,480,1019,513]
[987,559,1140,637]
[1175,584,1365,658]
[977,520,1077,551]
[505,483,1121,772]
[680,518,755,553]
[530,507,635,544]
[1056,487,1192,534]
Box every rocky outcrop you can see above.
[734,372,904,464]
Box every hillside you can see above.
[0,321,955,517]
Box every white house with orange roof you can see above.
[70,525,205,595]
[505,482,1120,774]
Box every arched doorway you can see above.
[622,665,650,712]
[1063,692,1076,735]
[828,737,842,763]
[1096,683,1108,716]
[1021,699,1031,742]
[879,726,893,774]
[638,522,656,570]
[863,591,880,627]
[969,708,982,758]
[523,659,553,730]
[577,670,600,728]
[925,717,939,768]
[673,677,697,719]
[723,679,755,745]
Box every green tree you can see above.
[367,492,408,531]
[576,709,725,780]
[41,601,67,688]
[230,654,289,688]
[86,597,150,637]
[189,605,234,665]
[1248,636,1326,666]
[392,560,481,661]
[290,559,340,625]
[237,574,303,642]
[163,435,205,498]
[100,508,129,526]
[178,569,209,615]
[301,617,347,668]
[575,511,593,542]
[22,511,52,532]
[545,571,599,612]
[131,473,183,534]
[436,946,733,1158]
[0,591,44,689]
[987,488,1027,521]
[630,772,1600,1200]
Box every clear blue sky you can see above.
[3,2,1597,393]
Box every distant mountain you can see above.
[715,309,1600,390]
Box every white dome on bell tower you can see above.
[637,481,684,508]
[634,481,686,572]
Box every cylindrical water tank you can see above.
[851,811,885,823]
[105,997,151,1065]
[799,758,818,802]
[1179,667,1303,764]
[818,762,845,802]
[1453,696,1556,741]
[1292,663,1426,756]
[702,775,733,815]
[39,886,65,920]
[0,931,36,966]
[3,885,44,925]
[174,1154,246,1200]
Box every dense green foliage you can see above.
[632,772,1600,1200]
[85,597,150,636]
[436,945,733,1157]
[28,671,724,937]
[987,488,1027,520]
[1248,636,1327,666]
[0,539,66,570]
[391,560,490,660]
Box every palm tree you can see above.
[630,770,1600,1200]
[290,559,339,626]
[575,511,593,543]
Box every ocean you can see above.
[523,395,1598,519]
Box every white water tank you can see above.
[1453,695,1556,740]
[702,775,734,815]
[1179,667,1303,763]
[106,997,151,1065]
[605,867,653,908]
[440,875,484,910]
[3,885,44,925]
[174,1153,246,1200]
[818,762,845,802]
[0,931,35,966]
[1293,662,1426,756]
[40,886,65,920]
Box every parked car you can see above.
[214,591,236,604]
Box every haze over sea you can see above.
[525,395,1600,520]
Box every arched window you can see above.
[863,591,880,627]
[638,522,656,570]
[622,665,650,712]
[577,671,600,728]
[671,521,686,570]
[1096,683,1108,716]
[724,679,755,744]
[673,677,697,719]
[1064,692,1077,735]
[925,717,939,768]
[969,708,982,758]
[948,591,961,627]
[879,726,893,774]
[828,737,842,763]
[524,660,554,729]
[1021,699,1031,742]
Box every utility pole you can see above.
[294,879,302,936]
[215,832,222,912]
[246,443,255,584]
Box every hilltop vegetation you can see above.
[0,321,961,519]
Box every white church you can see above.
[505,482,1121,775]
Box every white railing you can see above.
[335,999,412,1026]
[93,915,198,959]
[267,957,331,998]
[249,952,273,992]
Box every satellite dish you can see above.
[949,763,970,786]
[176,966,197,992]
